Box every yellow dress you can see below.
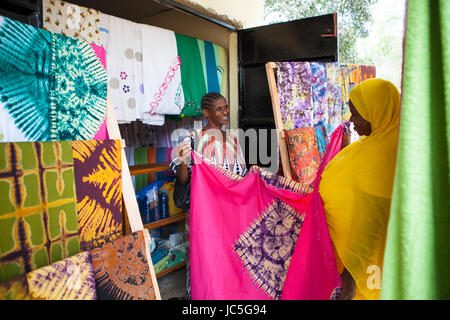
[319,79,401,300]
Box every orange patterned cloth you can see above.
[284,127,321,185]
[90,230,157,300]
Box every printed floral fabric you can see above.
[71,140,122,251]
[42,0,102,46]
[26,251,97,300]
[0,15,107,142]
[0,141,80,283]
[284,127,321,185]
[91,230,157,300]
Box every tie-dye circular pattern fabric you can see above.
[0,15,107,142]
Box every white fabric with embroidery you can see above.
[140,24,184,119]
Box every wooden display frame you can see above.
[265,62,292,179]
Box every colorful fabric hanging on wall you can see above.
[172,34,207,118]
[42,0,102,46]
[276,62,313,130]
[310,62,329,125]
[104,14,162,125]
[190,125,345,299]
[0,15,108,143]
[361,65,377,82]
[340,64,362,121]
[326,62,342,125]
[71,140,122,251]
[284,127,321,185]
[0,141,80,283]
[91,230,157,300]
[140,24,184,118]
[26,251,97,300]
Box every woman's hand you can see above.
[176,139,192,164]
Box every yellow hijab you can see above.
[319,78,401,300]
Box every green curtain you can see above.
[381,0,450,299]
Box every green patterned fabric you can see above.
[0,141,80,283]
[0,15,107,142]
[167,34,206,121]
[381,0,450,299]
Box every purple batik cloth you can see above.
[310,63,328,126]
[276,62,313,130]
[26,251,97,300]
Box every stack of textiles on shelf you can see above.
[41,0,229,127]
[0,140,158,300]
[275,61,375,184]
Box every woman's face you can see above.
[204,98,230,127]
[349,99,372,136]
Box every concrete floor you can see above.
[158,266,187,300]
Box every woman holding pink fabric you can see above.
[171,92,247,299]
[319,78,401,300]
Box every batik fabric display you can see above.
[72,140,122,251]
[0,15,108,143]
[0,140,123,283]
[189,124,346,300]
[0,141,80,283]
[42,0,102,46]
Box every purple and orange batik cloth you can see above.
[190,124,345,300]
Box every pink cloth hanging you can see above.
[90,43,109,140]
[190,124,344,300]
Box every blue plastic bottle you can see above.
[158,189,169,219]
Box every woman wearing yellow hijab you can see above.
[319,78,401,300]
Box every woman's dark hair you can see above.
[201,92,225,110]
